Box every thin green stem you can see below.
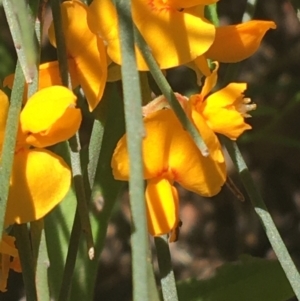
[133,27,209,157]
[205,4,219,26]
[3,0,37,83]
[222,137,300,300]
[69,134,94,259]
[58,211,82,301]
[88,119,105,188]
[113,1,151,300]
[0,62,24,235]
[14,224,38,301]
[50,0,70,87]
[154,236,179,301]
[31,220,50,301]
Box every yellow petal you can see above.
[146,178,179,236]
[20,86,81,148]
[193,55,211,78]
[205,20,276,62]
[88,0,216,70]
[112,108,226,196]
[0,90,9,147]
[201,83,252,139]
[0,236,18,257]
[0,253,10,292]
[49,0,107,111]
[5,148,71,225]
[3,59,80,100]
[200,61,219,98]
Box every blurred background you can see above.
[1,0,300,300]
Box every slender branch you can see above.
[154,236,179,301]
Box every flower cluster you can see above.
[0,0,276,291]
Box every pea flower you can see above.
[87,0,216,70]
[48,0,108,111]
[0,86,81,225]
[190,62,256,139]
[111,95,226,239]
[0,235,21,292]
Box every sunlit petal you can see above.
[88,0,215,70]
[49,0,107,111]
[146,177,179,236]
[5,148,71,225]
[0,90,9,147]
[206,20,276,62]
[202,83,252,139]
[20,86,81,148]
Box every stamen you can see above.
[237,97,256,118]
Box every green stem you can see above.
[58,211,82,301]
[0,62,24,235]
[3,0,37,83]
[154,236,179,301]
[14,224,38,301]
[113,1,151,300]
[222,137,300,300]
[205,4,219,26]
[31,220,50,301]
[88,119,105,188]
[133,27,209,157]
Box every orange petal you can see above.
[49,0,107,111]
[112,108,226,196]
[0,235,18,257]
[202,83,252,139]
[0,253,10,292]
[20,86,81,148]
[5,148,71,225]
[0,90,9,147]
[200,61,219,99]
[3,59,80,101]
[205,20,276,62]
[88,0,215,70]
[145,177,179,236]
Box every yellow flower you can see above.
[112,97,226,238]
[0,235,21,292]
[195,20,277,76]
[87,0,216,70]
[190,62,256,140]
[48,0,108,111]
[0,86,82,225]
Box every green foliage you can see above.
[177,255,294,301]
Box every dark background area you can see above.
[1,0,300,300]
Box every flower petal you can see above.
[112,108,226,196]
[20,86,81,148]
[88,0,215,70]
[5,148,71,225]
[205,20,276,62]
[0,90,9,147]
[201,61,219,98]
[201,83,251,139]
[146,177,179,236]
[49,0,107,111]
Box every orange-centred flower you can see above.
[48,0,108,111]
[87,0,216,70]
[0,235,21,292]
[0,86,82,225]
[112,100,226,238]
[190,62,256,140]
